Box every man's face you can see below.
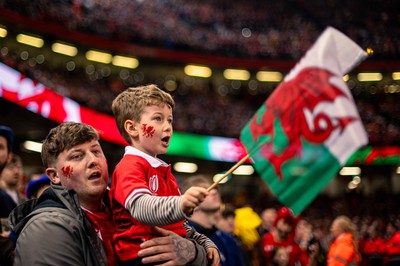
[48,140,109,204]
[1,158,22,187]
[217,215,235,234]
[330,219,342,238]
[262,209,277,230]
[276,219,293,240]
[195,182,222,212]
[0,136,11,173]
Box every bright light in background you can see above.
[352,176,361,185]
[213,173,229,184]
[348,176,361,189]
[0,27,7,38]
[112,55,139,69]
[223,69,250,80]
[392,72,400,81]
[232,165,254,175]
[85,50,112,64]
[184,65,212,78]
[16,33,44,48]
[173,162,198,173]
[397,166,400,174]
[256,71,282,82]
[348,181,358,190]
[343,74,349,82]
[23,140,42,153]
[339,167,361,176]
[357,72,383,82]
[51,42,78,57]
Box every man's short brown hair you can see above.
[41,122,99,168]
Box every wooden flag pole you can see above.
[207,154,250,191]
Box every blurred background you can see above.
[0,0,399,214]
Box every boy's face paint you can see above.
[141,124,155,138]
[135,104,173,157]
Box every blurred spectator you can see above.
[261,207,318,266]
[270,246,290,266]
[0,154,27,236]
[217,204,252,265]
[234,205,263,266]
[259,208,278,237]
[25,174,50,199]
[181,175,245,266]
[0,125,14,266]
[327,215,361,266]
[384,219,400,266]
[358,222,385,266]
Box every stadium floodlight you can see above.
[232,165,254,175]
[85,50,112,64]
[51,42,78,57]
[223,69,250,80]
[357,72,383,82]
[23,140,42,153]
[0,27,7,38]
[256,71,282,82]
[392,72,400,81]
[339,167,361,176]
[184,64,212,78]
[112,55,139,69]
[173,162,198,173]
[16,33,44,48]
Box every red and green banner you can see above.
[240,27,369,216]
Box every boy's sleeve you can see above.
[128,194,189,225]
[184,221,218,250]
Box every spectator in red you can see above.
[358,223,385,266]
[261,206,318,266]
[384,219,400,266]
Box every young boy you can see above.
[110,84,219,265]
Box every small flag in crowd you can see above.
[240,27,368,216]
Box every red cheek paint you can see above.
[61,166,73,178]
[142,124,155,138]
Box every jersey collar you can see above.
[124,146,169,167]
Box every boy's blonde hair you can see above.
[112,84,175,144]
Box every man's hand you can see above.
[138,226,196,266]
[181,186,208,215]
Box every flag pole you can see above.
[207,154,250,191]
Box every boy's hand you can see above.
[207,247,220,266]
[181,186,208,215]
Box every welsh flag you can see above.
[240,27,368,216]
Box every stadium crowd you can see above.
[0,0,399,60]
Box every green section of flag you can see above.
[241,116,340,216]
[254,140,340,216]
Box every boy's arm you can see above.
[127,194,189,225]
[184,221,218,250]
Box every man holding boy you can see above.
[10,122,210,265]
